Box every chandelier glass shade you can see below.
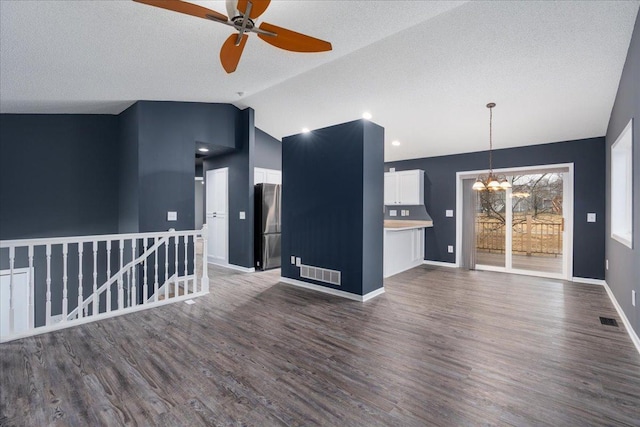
[474,102,512,191]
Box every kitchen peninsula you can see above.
[383,219,433,278]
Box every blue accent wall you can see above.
[281,119,384,296]
[386,137,606,280]
[605,10,640,334]
[255,128,282,170]
[133,101,238,232]
[0,114,119,239]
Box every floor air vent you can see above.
[599,317,619,327]
[300,264,341,286]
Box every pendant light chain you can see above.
[473,102,511,191]
[489,105,493,174]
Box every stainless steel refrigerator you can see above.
[254,183,281,270]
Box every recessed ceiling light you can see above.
[302,127,310,133]
[391,140,401,146]
[198,147,209,152]
[362,112,372,120]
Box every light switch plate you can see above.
[447,245,454,253]
[291,255,296,265]
[167,211,177,221]
[239,211,246,220]
[446,210,454,217]
[295,257,301,267]
[587,213,596,222]
[390,210,397,217]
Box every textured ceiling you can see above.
[1,1,638,160]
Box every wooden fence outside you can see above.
[476,215,563,256]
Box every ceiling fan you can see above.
[133,0,333,73]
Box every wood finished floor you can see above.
[2,265,640,426]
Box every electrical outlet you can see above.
[447,245,454,253]
[291,256,296,265]
[295,257,301,267]
[239,211,245,220]
[633,290,636,307]
[446,209,454,217]
[587,213,596,223]
[167,211,177,221]
[390,210,397,217]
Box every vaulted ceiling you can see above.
[1,1,638,160]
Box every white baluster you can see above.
[28,245,34,330]
[45,244,52,325]
[118,239,124,310]
[77,243,84,320]
[201,225,209,293]
[131,238,137,306]
[192,234,197,293]
[8,246,15,335]
[106,240,112,313]
[125,239,131,308]
[164,238,169,300]
[92,241,98,316]
[184,235,189,295]
[174,235,179,298]
[61,243,68,322]
[143,237,149,304]
[154,239,159,303]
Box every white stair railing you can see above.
[0,226,210,343]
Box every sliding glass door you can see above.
[474,170,569,279]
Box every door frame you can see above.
[206,167,229,266]
[456,163,574,280]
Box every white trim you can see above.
[456,162,574,280]
[207,259,255,273]
[571,277,606,286]
[475,264,566,280]
[602,281,640,355]
[279,277,385,302]
[422,260,458,268]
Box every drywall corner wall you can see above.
[255,128,282,170]
[281,119,384,296]
[134,101,238,232]
[203,107,256,269]
[605,10,640,335]
[118,103,140,233]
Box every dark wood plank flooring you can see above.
[2,265,640,426]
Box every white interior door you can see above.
[206,168,228,265]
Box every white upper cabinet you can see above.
[384,170,424,205]
[254,167,282,185]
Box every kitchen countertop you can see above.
[384,220,434,230]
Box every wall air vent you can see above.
[300,264,341,286]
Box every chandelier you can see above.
[473,103,511,191]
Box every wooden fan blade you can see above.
[220,34,248,73]
[237,0,271,20]
[133,0,227,22]
[257,22,332,53]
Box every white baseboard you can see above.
[601,281,640,355]
[571,277,607,286]
[279,277,385,302]
[208,259,255,273]
[423,260,458,268]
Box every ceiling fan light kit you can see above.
[133,0,332,73]
[473,102,512,192]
